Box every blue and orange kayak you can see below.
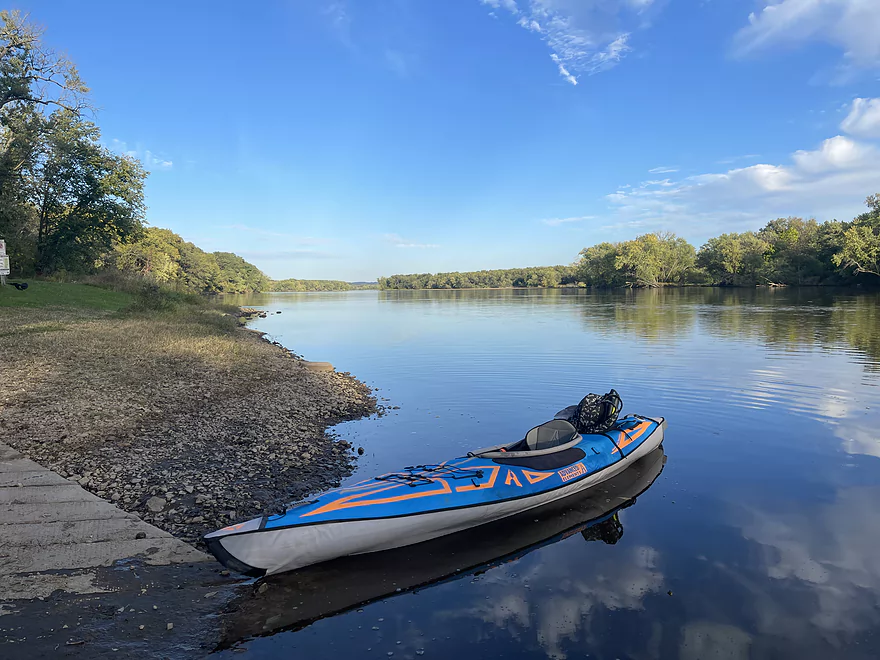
[205,413,666,576]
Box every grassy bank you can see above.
[0,281,377,544]
[0,280,133,310]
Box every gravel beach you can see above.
[0,305,378,546]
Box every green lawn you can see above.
[0,280,133,311]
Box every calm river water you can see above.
[220,288,880,660]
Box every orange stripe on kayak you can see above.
[522,470,554,485]
[610,421,650,454]
[301,479,453,516]
[504,469,523,487]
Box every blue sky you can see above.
[13,0,880,281]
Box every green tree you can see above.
[854,193,880,230]
[757,217,829,285]
[576,242,623,287]
[175,239,220,292]
[27,110,146,273]
[1,11,138,277]
[615,232,696,287]
[697,232,769,285]
[833,195,880,278]
[833,226,880,277]
[0,106,40,274]
[113,226,182,283]
[213,251,269,292]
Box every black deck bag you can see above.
[566,389,622,434]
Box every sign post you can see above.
[0,239,8,285]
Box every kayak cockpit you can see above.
[470,419,583,459]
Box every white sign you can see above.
[0,255,9,276]
[0,239,6,255]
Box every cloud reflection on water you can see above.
[739,486,880,648]
[441,542,664,659]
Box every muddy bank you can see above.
[0,306,378,546]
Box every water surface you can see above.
[221,288,880,660]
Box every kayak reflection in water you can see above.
[218,446,666,648]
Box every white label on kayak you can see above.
[558,463,587,482]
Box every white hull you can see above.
[214,422,665,576]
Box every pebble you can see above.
[166,623,174,631]
[146,496,166,513]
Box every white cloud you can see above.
[480,0,518,11]
[550,54,578,86]
[841,97,880,138]
[733,0,880,70]
[791,135,873,173]
[602,131,880,236]
[109,139,173,170]
[384,233,440,249]
[144,151,173,169]
[648,166,678,174]
[479,0,655,83]
[589,33,631,73]
[517,16,541,32]
[541,215,594,226]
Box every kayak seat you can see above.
[525,420,579,450]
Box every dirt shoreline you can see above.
[0,305,379,547]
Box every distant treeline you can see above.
[268,278,377,292]
[381,197,880,289]
[379,266,578,290]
